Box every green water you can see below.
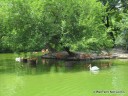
[0,53,128,96]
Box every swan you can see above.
[15,57,21,62]
[88,64,99,71]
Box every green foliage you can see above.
[40,0,112,51]
[0,0,114,53]
[115,12,128,49]
[0,0,45,52]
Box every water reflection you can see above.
[111,65,127,91]
[29,59,112,75]
[99,62,112,69]
[90,70,100,74]
[0,59,16,74]
[0,58,113,75]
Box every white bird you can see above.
[88,64,99,71]
[15,57,21,62]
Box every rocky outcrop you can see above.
[42,48,128,60]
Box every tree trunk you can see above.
[64,46,76,56]
[105,15,115,44]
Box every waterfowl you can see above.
[88,64,99,71]
[15,57,21,62]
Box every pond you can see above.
[0,53,128,96]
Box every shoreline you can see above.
[42,49,128,61]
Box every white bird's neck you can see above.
[89,65,92,70]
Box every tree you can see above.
[0,0,12,52]
[0,0,113,54]
[115,12,128,51]
[1,0,45,53]
[98,0,128,49]
[41,0,113,54]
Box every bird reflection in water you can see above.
[87,62,112,74]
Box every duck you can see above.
[88,64,99,71]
